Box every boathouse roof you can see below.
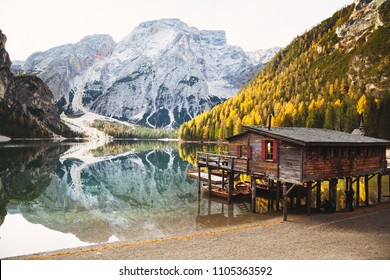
[231,126,390,147]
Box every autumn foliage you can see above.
[179,2,390,141]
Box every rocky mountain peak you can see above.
[0,30,74,138]
[14,20,280,128]
[0,30,11,70]
[336,0,386,46]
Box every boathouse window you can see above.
[261,140,277,161]
[237,145,252,159]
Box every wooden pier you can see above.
[189,126,390,221]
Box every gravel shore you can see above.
[10,202,390,260]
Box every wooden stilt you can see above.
[207,168,212,196]
[270,180,274,210]
[228,203,233,218]
[356,176,360,207]
[365,175,369,206]
[251,176,256,213]
[316,181,321,210]
[228,172,234,204]
[283,183,287,221]
[329,179,332,201]
[222,170,225,189]
[276,181,281,211]
[197,195,201,216]
[197,166,201,194]
[378,174,382,203]
[345,177,350,209]
[332,179,338,207]
[307,182,312,216]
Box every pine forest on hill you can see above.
[179,1,390,141]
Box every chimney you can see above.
[268,115,272,130]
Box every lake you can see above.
[0,140,388,259]
[0,140,260,259]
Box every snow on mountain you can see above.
[14,19,279,128]
[248,47,281,65]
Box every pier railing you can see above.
[196,151,250,173]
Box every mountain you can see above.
[179,0,390,140]
[15,19,279,128]
[248,47,282,64]
[0,30,74,138]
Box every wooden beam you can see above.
[228,172,234,204]
[222,170,225,189]
[365,174,369,206]
[251,176,256,213]
[208,168,212,196]
[276,180,281,211]
[286,184,298,195]
[197,195,201,216]
[197,166,201,195]
[345,177,350,209]
[283,183,287,221]
[378,174,382,203]
[307,181,312,216]
[332,179,338,206]
[356,176,360,207]
[316,181,321,210]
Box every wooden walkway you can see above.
[187,171,224,184]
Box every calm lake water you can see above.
[0,140,388,259]
[0,140,260,259]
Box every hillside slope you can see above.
[179,0,389,140]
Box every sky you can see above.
[0,0,354,61]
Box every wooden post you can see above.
[208,168,212,196]
[378,174,382,203]
[228,172,234,204]
[276,181,281,211]
[222,170,225,189]
[328,179,332,201]
[356,176,360,207]
[251,176,256,213]
[345,177,350,209]
[307,182,312,216]
[316,181,321,210]
[283,183,288,221]
[364,174,369,206]
[197,166,201,194]
[332,179,338,207]
[197,195,201,216]
[270,180,274,210]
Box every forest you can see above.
[92,120,178,139]
[179,2,390,141]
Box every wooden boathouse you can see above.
[194,125,390,221]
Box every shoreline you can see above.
[8,201,390,260]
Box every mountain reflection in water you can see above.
[0,140,259,258]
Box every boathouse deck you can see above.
[190,126,390,221]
